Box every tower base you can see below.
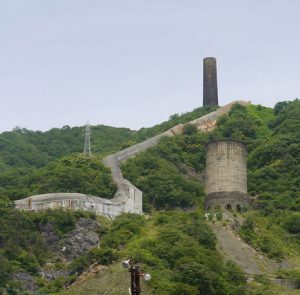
[205,191,251,211]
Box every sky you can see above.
[0,0,299,132]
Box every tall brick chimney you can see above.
[203,57,218,106]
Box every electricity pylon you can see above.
[83,120,91,156]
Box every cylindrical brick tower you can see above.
[205,140,250,210]
[203,57,218,106]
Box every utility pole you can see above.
[83,120,91,156]
[130,265,141,295]
[122,259,151,295]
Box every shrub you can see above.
[101,214,146,248]
[16,252,39,274]
[283,213,300,234]
[0,255,12,286]
[89,248,117,265]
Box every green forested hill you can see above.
[248,101,300,211]
[0,104,217,171]
[123,100,300,214]
[122,99,300,273]
[0,125,134,202]
[0,100,300,294]
[0,105,216,202]
[122,102,275,212]
[0,125,134,169]
[0,154,117,201]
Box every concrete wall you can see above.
[15,193,129,219]
[205,140,250,210]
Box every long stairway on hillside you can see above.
[102,101,250,216]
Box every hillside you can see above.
[0,100,300,294]
[0,154,117,201]
[0,105,216,202]
[0,125,133,169]
[0,105,217,170]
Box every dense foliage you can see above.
[96,212,247,295]
[122,148,204,212]
[0,105,217,172]
[0,125,134,168]
[248,100,300,211]
[0,154,116,201]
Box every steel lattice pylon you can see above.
[83,120,91,156]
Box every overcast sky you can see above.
[0,0,299,132]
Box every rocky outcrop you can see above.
[61,218,100,260]
[39,269,70,281]
[40,222,60,249]
[41,218,101,261]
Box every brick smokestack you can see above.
[203,57,218,106]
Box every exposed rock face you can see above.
[40,222,60,249]
[61,218,100,260]
[13,218,100,293]
[39,269,70,281]
[12,272,38,293]
[41,218,100,260]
